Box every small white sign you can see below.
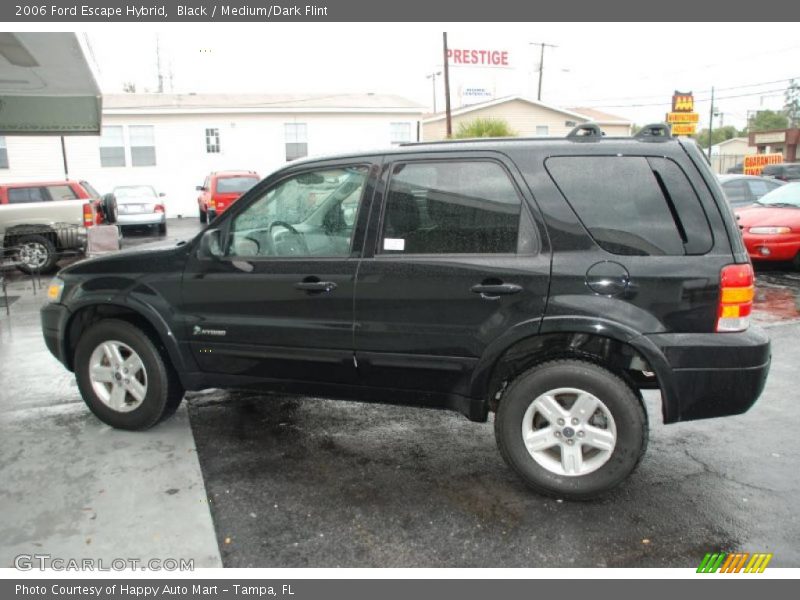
[383,238,405,251]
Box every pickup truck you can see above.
[0,180,105,274]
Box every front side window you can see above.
[129,125,156,166]
[285,123,308,161]
[226,166,368,258]
[390,122,412,145]
[205,128,220,154]
[379,161,522,255]
[0,136,8,168]
[99,126,125,167]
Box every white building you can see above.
[0,93,424,217]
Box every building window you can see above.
[536,125,550,136]
[285,123,308,161]
[0,136,8,168]
[99,126,125,167]
[205,128,221,153]
[129,125,156,166]
[390,122,412,145]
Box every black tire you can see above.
[792,251,800,271]
[158,222,167,236]
[74,319,184,431]
[199,207,208,224]
[494,359,647,500]
[100,193,118,224]
[15,234,59,274]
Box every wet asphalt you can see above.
[5,219,800,568]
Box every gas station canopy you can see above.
[0,32,101,135]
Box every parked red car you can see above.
[736,182,800,268]
[196,171,260,223]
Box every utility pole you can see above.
[426,71,442,113]
[60,137,68,180]
[707,86,715,160]
[155,33,164,93]
[530,42,558,101]
[443,32,452,137]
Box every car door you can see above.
[353,153,551,398]
[179,159,379,386]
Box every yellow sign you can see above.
[667,112,700,124]
[671,123,697,136]
[672,91,694,112]
[743,153,783,175]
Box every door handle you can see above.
[470,283,522,298]
[294,280,338,293]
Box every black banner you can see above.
[2,0,799,22]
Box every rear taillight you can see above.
[154,204,165,213]
[82,203,93,227]
[717,263,754,332]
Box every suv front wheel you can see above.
[494,359,647,500]
[74,319,184,430]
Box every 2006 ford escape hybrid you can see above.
[41,123,771,499]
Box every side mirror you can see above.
[196,185,205,192]
[198,229,222,260]
[159,192,166,197]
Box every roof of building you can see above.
[712,137,749,148]
[421,95,632,125]
[102,93,424,114]
[566,107,633,125]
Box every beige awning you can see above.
[0,32,101,135]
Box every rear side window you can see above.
[546,156,712,256]
[45,185,78,201]
[7,187,46,204]
[722,179,750,205]
[380,161,522,255]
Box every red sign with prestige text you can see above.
[446,48,510,67]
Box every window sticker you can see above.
[383,238,405,251]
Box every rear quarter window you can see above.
[545,155,712,256]
[7,187,47,204]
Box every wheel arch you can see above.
[470,317,678,424]
[64,299,189,381]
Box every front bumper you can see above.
[647,327,771,423]
[41,303,72,369]
[742,233,800,261]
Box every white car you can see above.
[112,185,167,235]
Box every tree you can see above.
[746,109,788,133]
[453,118,516,139]
[785,79,800,128]
[693,125,741,149]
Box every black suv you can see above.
[41,124,771,499]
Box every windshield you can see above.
[217,176,258,193]
[757,182,800,207]
[114,185,157,199]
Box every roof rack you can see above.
[634,123,672,142]
[566,123,605,140]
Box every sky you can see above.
[80,23,800,131]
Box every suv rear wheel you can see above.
[15,234,58,274]
[494,359,647,500]
[74,319,184,430]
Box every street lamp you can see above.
[426,71,442,113]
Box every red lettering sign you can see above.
[446,48,510,67]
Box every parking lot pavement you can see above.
[1,224,799,569]
[0,231,221,567]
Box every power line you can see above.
[588,87,790,109]
[576,76,799,104]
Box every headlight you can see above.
[749,226,791,234]
[47,277,65,303]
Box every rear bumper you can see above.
[117,214,165,226]
[41,303,72,369]
[646,327,771,423]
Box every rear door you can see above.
[353,152,551,397]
